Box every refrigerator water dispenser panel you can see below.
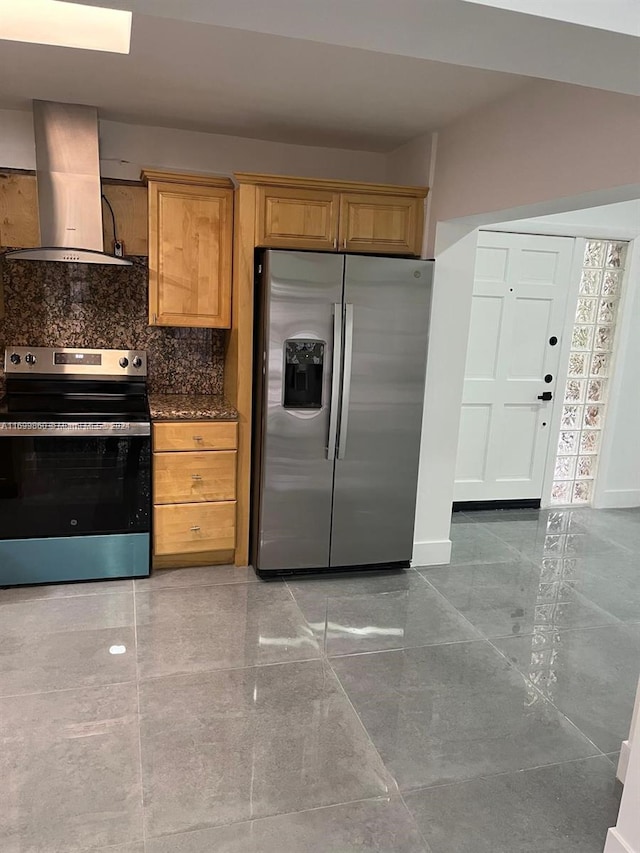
[284,340,325,409]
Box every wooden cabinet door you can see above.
[256,186,339,250]
[339,193,424,256]
[148,180,233,328]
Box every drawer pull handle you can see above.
[193,435,203,442]
[190,525,201,532]
[192,474,203,480]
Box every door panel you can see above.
[455,405,492,482]
[497,405,538,480]
[330,256,432,567]
[255,251,344,570]
[465,295,503,379]
[454,232,574,502]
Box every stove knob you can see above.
[119,357,129,368]
[9,353,21,365]
[25,353,36,366]
[132,356,143,369]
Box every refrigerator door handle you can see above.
[327,303,343,460]
[337,303,354,460]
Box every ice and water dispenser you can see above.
[283,340,325,409]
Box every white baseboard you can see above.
[594,489,640,509]
[412,539,452,567]
[604,827,637,853]
[619,740,631,783]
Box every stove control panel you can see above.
[4,347,148,377]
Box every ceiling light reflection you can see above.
[0,0,132,54]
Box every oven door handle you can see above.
[0,422,151,437]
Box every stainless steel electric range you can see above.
[0,346,151,586]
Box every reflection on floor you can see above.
[1,507,638,852]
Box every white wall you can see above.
[427,80,640,253]
[0,108,388,182]
[412,223,479,565]
[385,133,432,185]
[0,109,36,170]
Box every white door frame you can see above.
[539,237,585,507]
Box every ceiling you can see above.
[1,0,637,152]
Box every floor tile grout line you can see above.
[286,579,330,658]
[482,632,611,759]
[399,751,619,798]
[143,793,407,845]
[0,677,138,701]
[132,581,146,847]
[326,635,490,661]
[134,577,266,595]
[396,790,434,852]
[0,586,134,605]
[325,655,402,797]
[413,573,489,641]
[134,653,327,685]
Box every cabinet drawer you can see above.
[154,501,236,555]
[154,450,236,504]
[153,421,237,452]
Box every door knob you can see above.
[537,391,553,401]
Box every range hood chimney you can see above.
[5,100,131,265]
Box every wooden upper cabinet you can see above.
[256,185,339,251]
[143,170,234,328]
[237,173,427,257]
[339,193,424,256]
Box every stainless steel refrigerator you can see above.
[251,250,433,576]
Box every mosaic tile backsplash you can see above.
[0,256,225,395]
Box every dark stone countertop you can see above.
[149,394,238,421]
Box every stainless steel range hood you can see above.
[5,101,131,266]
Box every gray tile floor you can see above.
[1,507,638,852]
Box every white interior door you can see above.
[454,232,575,503]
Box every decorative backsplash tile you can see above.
[0,256,225,395]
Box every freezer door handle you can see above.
[327,303,343,460]
[337,303,354,460]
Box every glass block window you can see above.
[550,240,628,505]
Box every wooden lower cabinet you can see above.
[154,501,236,556]
[152,420,238,568]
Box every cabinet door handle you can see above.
[342,238,347,250]
[190,525,201,532]
[192,474,203,480]
[192,435,203,442]
[333,238,337,250]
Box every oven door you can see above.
[0,424,151,584]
